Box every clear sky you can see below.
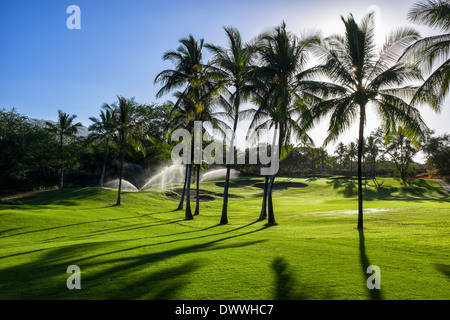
[1,0,448,161]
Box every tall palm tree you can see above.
[206,26,255,225]
[105,96,145,206]
[155,35,206,220]
[248,22,318,224]
[155,35,227,219]
[88,107,115,187]
[404,0,450,110]
[46,110,82,189]
[302,12,427,229]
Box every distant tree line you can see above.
[1,106,448,194]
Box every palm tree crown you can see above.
[404,0,450,110]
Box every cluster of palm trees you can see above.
[153,1,448,229]
[47,1,448,229]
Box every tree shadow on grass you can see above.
[271,257,334,300]
[327,178,450,203]
[358,229,382,300]
[435,264,450,279]
[0,213,184,241]
[272,257,308,300]
[0,224,269,299]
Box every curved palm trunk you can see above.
[357,105,366,229]
[194,164,200,216]
[259,175,269,220]
[99,139,109,187]
[116,142,125,206]
[267,175,276,224]
[184,134,194,220]
[177,164,188,210]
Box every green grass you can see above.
[0,177,448,300]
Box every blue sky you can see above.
[1,0,448,157]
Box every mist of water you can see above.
[140,164,186,190]
[104,179,139,192]
[200,168,240,182]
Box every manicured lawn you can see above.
[0,177,448,300]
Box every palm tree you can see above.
[156,35,227,219]
[404,0,450,110]
[248,22,318,224]
[46,110,82,189]
[88,107,115,187]
[105,96,145,206]
[155,35,207,220]
[365,133,381,176]
[206,26,255,225]
[334,141,347,173]
[302,12,427,229]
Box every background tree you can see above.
[105,97,146,206]
[45,110,82,190]
[365,130,382,176]
[0,109,59,190]
[423,132,450,173]
[383,126,421,181]
[88,108,115,187]
[334,142,347,173]
[346,141,357,173]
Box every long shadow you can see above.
[72,222,270,264]
[271,257,333,300]
[326,178,450,202]
[272,257,307,300]
[435,264,450,279]
[67,217,262,245]
[358,229,382,300]
[0,210,180,240]
[105,259,203,299]
[0,230,267,299]
[50,218,187,242]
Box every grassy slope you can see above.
[0,177,448,300]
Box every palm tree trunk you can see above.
[220,163,231,224]
[177,164,188,210]
[221,112,239,225]
[259,175,269,220]
[185,134,194,220]
[59,134,64,190]
[59,162,64,190]
[116,143,125,206]
[267,175,276,225]
[357,105,366,229]
[99,139,109,187]
[194,164,200,216]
